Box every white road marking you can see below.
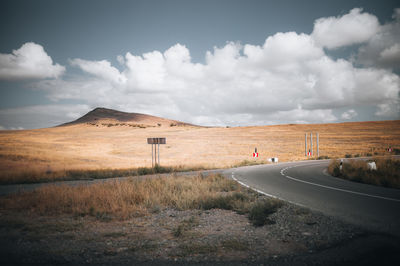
[280,165,400,203]
[230,171,307,207]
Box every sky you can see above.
[0,0,399,129]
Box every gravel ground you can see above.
[1,199,398,266]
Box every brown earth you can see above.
[0,201,368,265]
[2,200,399,265]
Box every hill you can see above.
[60,107,195,127]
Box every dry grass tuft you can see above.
[248,198,283,226]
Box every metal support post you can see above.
[147,138,166,168]
[310,133,313,157]
[305,133,307,156]
[154,143,157,166]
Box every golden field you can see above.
[0,108,399,183]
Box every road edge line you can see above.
[281,165,400,203]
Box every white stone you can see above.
[367,162,377,170]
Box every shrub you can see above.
[153,164,173,174]
[199,192,249,212]
[345,154,352,158]
[328,159,341,177]
[248,199,282,226]
[172,216,198,237]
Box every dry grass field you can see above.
[0,173,282,226]
[0,108,399,183]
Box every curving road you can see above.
[224,160,400,236]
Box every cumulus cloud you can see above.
[357,9,400,69]
[69,58,126,84]
[4,8,400,128]
[312,8,380,49]
[0,42,65,80]
[267,108,337,124]
[375,102,400,117]
[341,109,358,120]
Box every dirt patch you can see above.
[0,201,374,265]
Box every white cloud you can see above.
[357,9,400,69]
[4,8,400,128]
[0,42,65,80]
[259,107,337,124]
[9,127,24,130]
[380,43,400,62]
[341,109,358,120]
[69,58,126,84]
[375,102,400,117]
[245,32,324,68]
[312,8,380,49]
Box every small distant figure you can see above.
[340,159,343,172]
[388,146,393,153]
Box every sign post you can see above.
[305,132,319,157]
[147,138,166,167]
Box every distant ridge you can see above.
[60,107,195,127]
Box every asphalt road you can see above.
[224,160,400,236]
